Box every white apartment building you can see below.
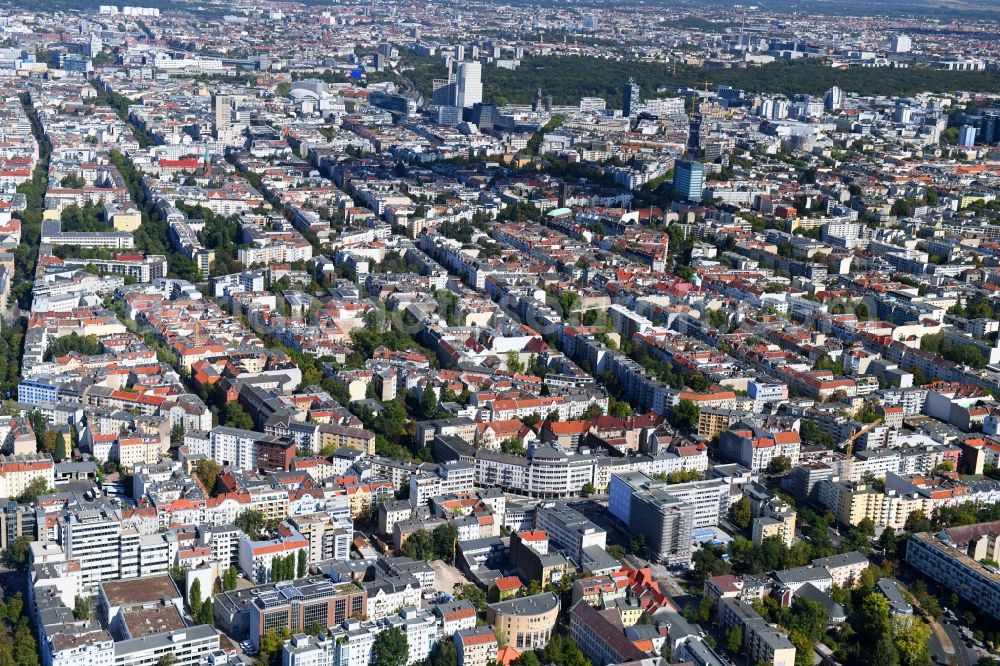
[111,625,219,666]
[61,505,124,591]
[209,426,267,470]
[408,461,475,507]
[379,608,439,665]
[454,627,498,666]
[474,445,597,500]
[237,532,309,584]
[365,580,422,621]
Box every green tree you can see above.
[893,615,931,666]
[223,565,239,591]
[506,351,525,374]
[432,522,458,562]
[54,433,67,462]
[223,402,255,430]
[73,596,90,621]
[235,509,265,540]
[421,383,439,419]
[432,639,458,666]
[787,598,827,641]
[512,653,542,666]
[541,634,589,666]
[196,599,214,626]
[189,578,203,617]
[724,626,743,653]
[459,584,487,616]
[372,627,409,666]
[194,459,221,494]
[860,594,892,641]
[5,536,31,567]
[297,549,307,578]
[768,455,792,474]
[157,655,178,666]
[878,527,898,555]
[257,628,289,666]
[728,497,752,530]
[904,511,932,533]
[17,477,52,504]
[401,529,434,561]
[872,632,900,666]
[672,399,700,431]
[788,630,815,666]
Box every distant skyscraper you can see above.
[673,160,705,201]
[213,93,231,138]
[959,125,977,148]
[455,61,482,108]
[623,79,640,117]
[824,86,842,111]
[890,34,912,53]
[983,113,1000,145]
[454,44,465,61]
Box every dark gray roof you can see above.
[487,591,559,616]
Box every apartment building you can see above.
[474,445,596,499]
[434,600,478,637]
[0,454,55,499]
[815,480,928,529]
[454,627,498,666]
[61,504,125,591]
[719,426,801,474]
[906,525,1000,619]
[378,608,439,665]
[746,483,797,548]
[718,598,796,666]
[238,530,310,584]
[409,461,475,507]
[533,502,606,563]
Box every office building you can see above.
[890,34,912,53]
[533,501,606,563]
[959,125,977,147]
[455,62,482,108]
[824,86,842,111]
[0,500,35,551]
[610,471,727,530]
[213,93,231,137]
[485,593,559,650]
[247,576,367,649]
[982,112,1000,145]
[673,160,705,201]
[609,473,695,565]
[622,80,640,117]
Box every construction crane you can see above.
[697,80,714,93]
[843,417,883,481]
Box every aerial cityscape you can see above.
[1,3,1000,666]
